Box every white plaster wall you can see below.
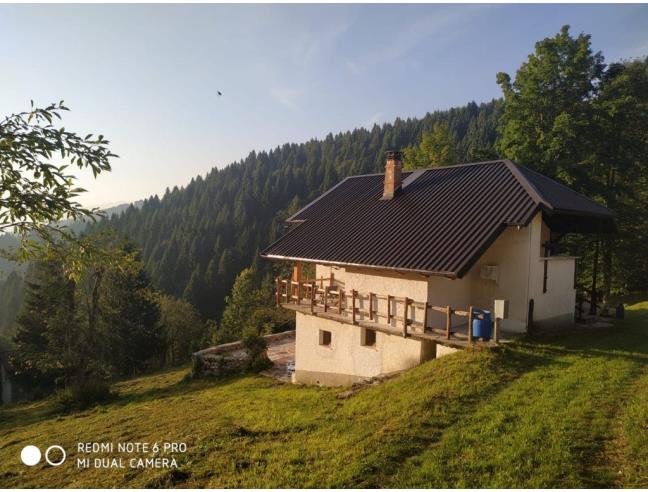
[344,267,429,327]
[462,218,537,333]
[530,257,576,323]
[294,312,426,379]
[315,264,346,288]
[526,213,576,325]
[426,276,472,329]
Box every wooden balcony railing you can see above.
[275,277,497,344]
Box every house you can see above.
[261,152,615,386]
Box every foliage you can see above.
[589,58,648,295]
[158,294,208,365]
[0,270,25,337]
[402,122,459,170]
[10,235,163,394]
[0,101,116,253]
[217,268,265,343]
[496,26,605,180]
[242,333,272,372]
[250,306,294,335]
[1,299,648,488]
[55,379,116,412]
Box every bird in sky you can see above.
[217,91,222,96]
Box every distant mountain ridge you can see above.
[0,201,143,278]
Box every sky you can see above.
[1,3,647,208]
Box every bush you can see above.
[248,355,273,373]
[242,333,273,373]
[55,380,116,412]
[242,332,267,357]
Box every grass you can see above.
[1,300,647,488]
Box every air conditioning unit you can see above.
[480,264,499,282]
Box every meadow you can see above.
[1,300,647,488]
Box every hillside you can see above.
[2,300,647,488]
[90,100,502,319]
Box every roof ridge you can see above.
[345,159,507,179]
[502,159,553,212]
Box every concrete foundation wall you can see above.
[294,312,434,385]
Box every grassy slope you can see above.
[1,301,647,488]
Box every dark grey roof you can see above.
[261,160,615,278]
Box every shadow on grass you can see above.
[0,369,257,434]
[351,345,568,488]
[521,306,648,361]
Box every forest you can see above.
[1,26,646,403]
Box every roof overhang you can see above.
[260,253,459,279]
[542,210,617,234]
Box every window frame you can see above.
[361,327,377,347]
[319,329,332,346]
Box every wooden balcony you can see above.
[275,278,505,349]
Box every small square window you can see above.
[362,328,376,347]
[319,330,332,346]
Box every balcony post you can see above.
[324,286,329,312]
[467,306,474,344]
[423,302,428,332]
[402,297,409,337]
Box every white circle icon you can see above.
[20,445,41,466]
[45,445,66,466]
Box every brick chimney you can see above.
[382,150,402,200]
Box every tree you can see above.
[496,25,605,184]
[0,101,116,255]
[158,294,207,365]
[589,57,648,298]
[217,268,264,343]
[97,248,163,377]
[12,257,79,391]
[0,271,25,337]
[402,123,459,170]
[11,236,164,393]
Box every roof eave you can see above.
[260,253,458,279]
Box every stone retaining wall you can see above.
[192,330,295,378]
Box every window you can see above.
[362,328,376,347]
[319,330,332,346]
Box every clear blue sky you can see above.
[2,4,647,207]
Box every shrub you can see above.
[242,333,273,373]
[55,380,116,412]
[248,355,273,373]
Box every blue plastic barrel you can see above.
[472,309,492,341]
[616,303,625,319]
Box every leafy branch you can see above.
[0,101,117,249]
